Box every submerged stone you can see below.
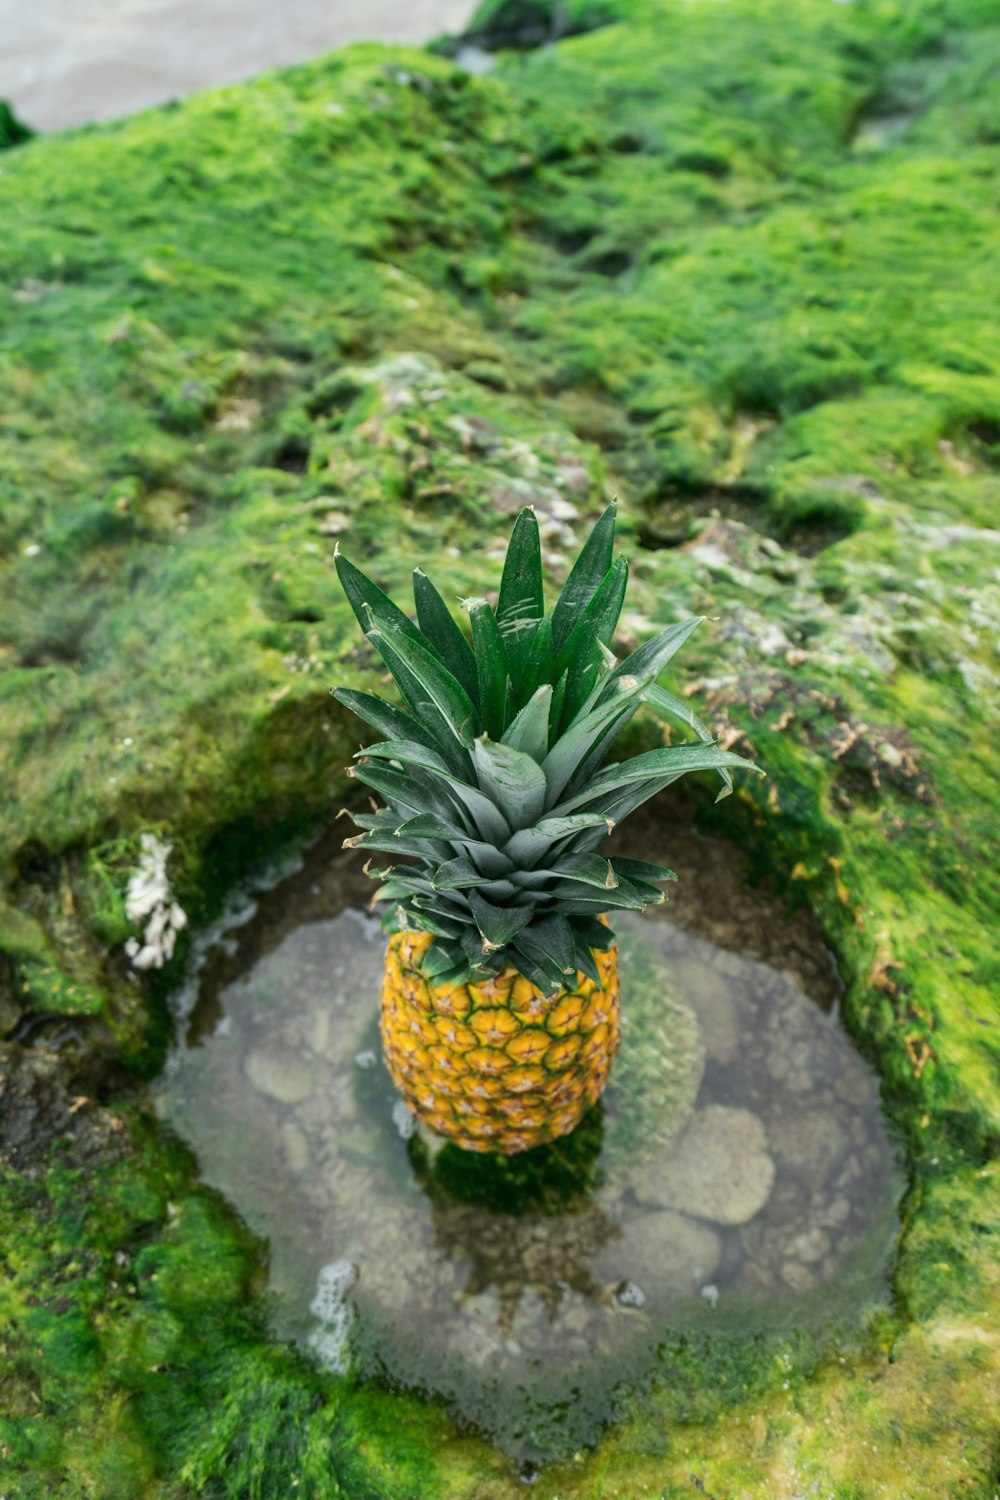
[634,1106,776,1227]
[593,1208,721,1306]
[767,1105,850,1181]
[244,1043,314,1105]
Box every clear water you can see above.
[156,816,900,1462]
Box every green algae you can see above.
[1,0,999,1492]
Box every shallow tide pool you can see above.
[156,818,901,1463]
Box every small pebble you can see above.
[616,1280,647,1308]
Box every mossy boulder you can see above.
[0,100,33,151]
[456,0,617,51]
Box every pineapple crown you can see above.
[333,503,761,993]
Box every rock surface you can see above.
[593,1209,721,1305]
[244,1044,314,1105]
[634,1106,776,1227]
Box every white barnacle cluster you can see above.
[308,1259,357,1374]
[124,832,187,970]
[391,1099,416,1141]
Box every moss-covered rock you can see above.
[0,100,32,151]
[451,0,618,52]
[1,0,999,1492]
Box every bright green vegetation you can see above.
[337,502,756,989]
[1,0,998,1492]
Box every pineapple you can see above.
[334,504,759,1154]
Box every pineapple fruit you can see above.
[335,503,759,1154]
[380,927,620,1153]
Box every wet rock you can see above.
[301,1005,331,1057]
[593,1208,720,1304]
[635,1106,775,1226]
[819,1194,852,1229]
[0,1046,127,1172]
[670,955,741,1065]
[767,1107,849,1181]
[280,1119,311,1174]
[296,1082,356,1136]
[451,1287,506,1369]
[762,998,829,1094]
[244,1043,314,1104]
[790,1226,831,1264]
[765,1034,817,1093]
[780,1259,819,1292]
[502,1286,602,1361]
[834,1065,876,1106]
[736,1175,863,1296]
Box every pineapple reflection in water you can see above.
[335,504,759,1154]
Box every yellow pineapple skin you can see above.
[380,929,621,1155]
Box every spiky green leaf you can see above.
[472,736,547,830]
[558,743,762,817]
[570,915,616,952]
[464,597,509,740]
[496,508,544,687]
[540,681,644,807]
[332,689,439,753]
[351,761,458,827]
[610,856,677,885]
[344,829,452,861]
[561,704,641,801]
[395,812,466,841]
[510,854,617,891]
[555,555,629,727]
[412,569,480,710]
[644,681,733,799]
[336,551,425,648]
[350,762,447,823]
[463,841,516,879]
[596,616,704,708]
[572,934,602,985]
[468,890,534,952]
[420,940,471,983]
[354,738,453,777]
[517,613,554,708]
[405,906,466,940]
[504,813,613,868]
[431,864,515,894]
[365,617,479,753]
[516,916,578,979]
[508,940,565,993]
[433,856,486,891]
[550,501,617,654]
[354,739,511,845]
[500,684,552,763]
[442,777,512,846]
